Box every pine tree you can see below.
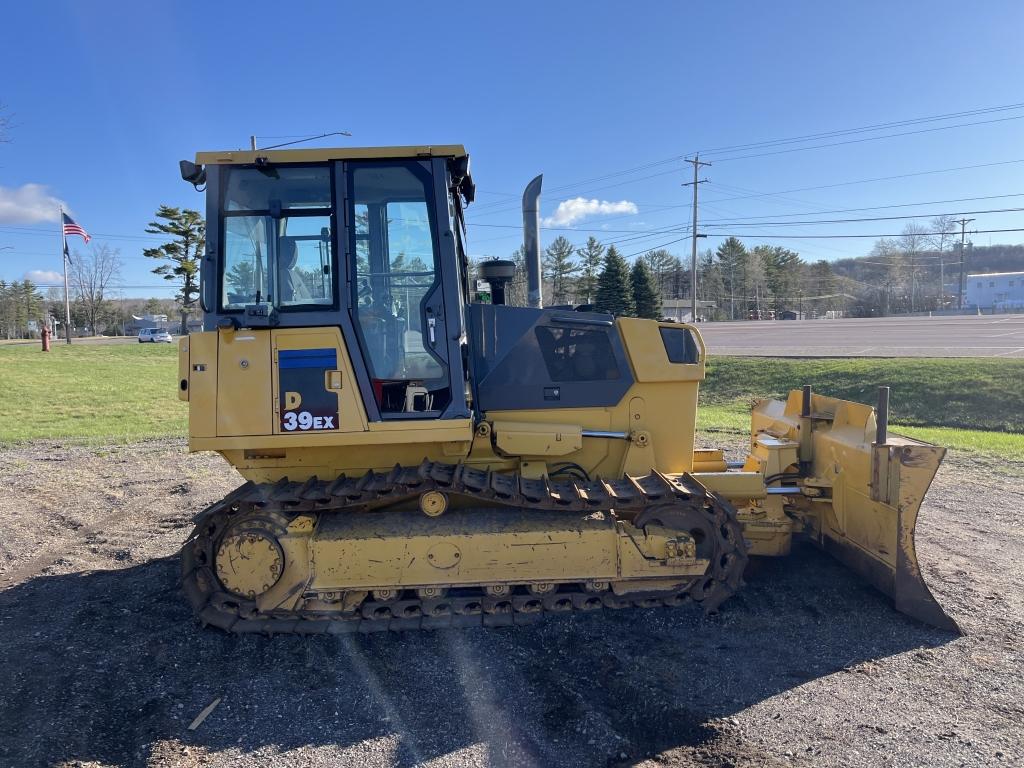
[630,260,661,319]
[698,248,724,319]
[542,235,578,305]
[0,280,44,338]
[144,206,205,335]
[756,245,803,313]
[640,248,676,297]
[594,245,634,316]
[663,255,689,300]
[575,236,605,304]
[716,236,747,320]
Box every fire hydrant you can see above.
[41,325,51,352]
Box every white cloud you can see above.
[542,197,638,228]
[0,184,67,224]
[25,269,64,284]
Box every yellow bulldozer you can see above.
[175,144,957,634]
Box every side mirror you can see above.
[179,160,207,188]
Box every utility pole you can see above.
[729,261,735,320]
[682,156,710,323]
[954,218,974,310]
[910,251,916,313]
[939,255,945,309]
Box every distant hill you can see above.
[825,243,1024,315]
[832,243,1024,278]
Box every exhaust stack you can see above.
[522,174,543,308]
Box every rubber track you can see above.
[181,461,749,634]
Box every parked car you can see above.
[138,328,173,343]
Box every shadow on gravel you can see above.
[0,544,958,768]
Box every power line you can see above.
[467,204,1024,247]
[701,206,1024,229]
[708,113,1024,163]
[467,166,687,217]
[697,101,1024,156]
[854,260,946,267]
[613,227,1024,262]
[702,158,1024,204]
[698,191,1024,222]
[469,222,652,234]
[622,237,691,259]
[0,225,166,244]
[467,153,1024,222]
[702,179,824,213]
[468,157,696,213]
[703,227,1024,240]
[469,101,1024,216]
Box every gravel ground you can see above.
[0,438,1021,768]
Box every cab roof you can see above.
[195,144,468,165]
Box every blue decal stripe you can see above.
[279,348,338,369]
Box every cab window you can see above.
[219,165,335,311]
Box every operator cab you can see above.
[188,146,474,422]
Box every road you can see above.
[698,313,1024,357]
[8,315,1024,358]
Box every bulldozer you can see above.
[175,144,957,634]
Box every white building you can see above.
[661,298,717,323]
[965,272,1024,310]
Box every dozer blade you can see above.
[752,390,960,633]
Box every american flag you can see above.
[62,212,91,244]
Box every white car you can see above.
[138,328,173,343]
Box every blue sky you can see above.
[1,0,1022,297]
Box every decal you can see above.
[282,411,336,431]
[278,348,340,431]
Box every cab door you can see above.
[341,158,468,421]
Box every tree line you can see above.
[479,234,841,320]
[5,204,1017,340]
[697,237,837,319]
[833,225,1024,315]
[0,280,44,338]
[480,220,1024,320]
[478,236,665,319]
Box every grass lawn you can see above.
[697,399,1024,460]
[699,357,1024,459]
[0,342,1021,459]
[0,342,186,444]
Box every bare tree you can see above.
[899,223,930,312]
[69,243,122,335]
[866,237,904,314]
[507,245,529,307]
[928,215,958,307]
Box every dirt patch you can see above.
[0,439,1021,768]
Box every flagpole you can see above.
[60,205,71,344]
